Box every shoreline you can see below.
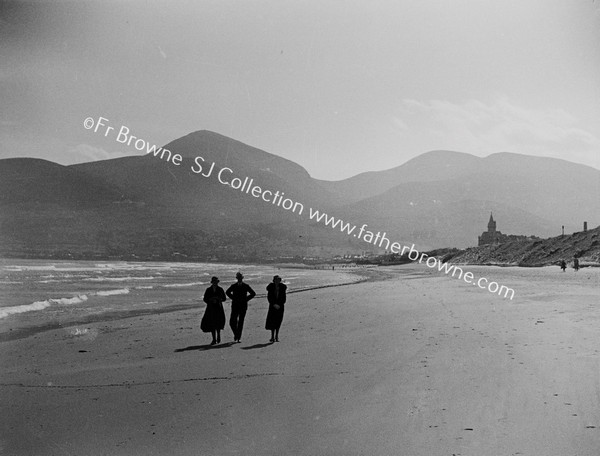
[3,255,598,271]
[0,266,395,343]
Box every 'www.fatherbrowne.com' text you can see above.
[84,116,515,300]
[307,209,515,300]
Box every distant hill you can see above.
[1,131,598,261]
[0,158,123,206]
[0,132,359,261]
[330,151,599,248]
[316,150,482,203]
[71,130,342,210]
[442,225,600,267]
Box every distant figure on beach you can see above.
[560,260,567,272]
[573,258,580,271]
[201,276,226,345]
[265,275,287,342]
[226,272,256,343]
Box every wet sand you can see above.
[1,264,599,455]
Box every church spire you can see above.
[488,212,496,232]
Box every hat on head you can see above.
[211,276,219,283]
[273,275,281,281]
[236,272,244,279]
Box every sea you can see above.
[0,259,366,339]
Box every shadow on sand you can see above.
[175,342,235,352]
[240,342,274,350]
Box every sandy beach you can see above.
[1,264,599,455]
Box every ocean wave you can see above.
[163,282,206,288]
[0,294,89,319]
[0,288,132,320]
[95,288,130,296]
[52,295,89,305]
[38,274,89,280]
[3,263,172,272]
[84,276,155,282]
[0,301,52,318]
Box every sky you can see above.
[1,0,599,181]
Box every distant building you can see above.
[478,213,508,246]
[478,213,538,246]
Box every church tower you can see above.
[478,212,503,246]
[487,212,496,233]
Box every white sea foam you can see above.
[163,282,206,288]
[0,294,89,319]
[4,262,173,272]
[84,276,155,282]
[38,274,88,283]
[0,301,52,318]
[0,288,132,319]
[95,288,130,296]
[52,295,89,305]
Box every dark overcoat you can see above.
[201,285,226,332]
[265,282,287,330]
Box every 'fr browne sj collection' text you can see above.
[83,116,305,213]
[83,116,515,300]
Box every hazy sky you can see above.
[1,0,599,180]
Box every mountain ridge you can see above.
[1,131,598,260]
[318,149,600,204]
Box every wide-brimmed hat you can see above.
[211,276,219,283]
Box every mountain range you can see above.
[1,130,598,262]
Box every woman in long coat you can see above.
[201,276,226,345]
[265,275,287,342]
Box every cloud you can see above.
[391,117,408,131]
[396,97,600,168]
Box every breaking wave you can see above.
[0,294,89,319]
[0,287,130,319]
[163,282,206,288]
[84,276,155,282]
[95,288,130,296]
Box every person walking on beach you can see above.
[573,257,580,271]
[265,275,287,342]
[201,276,226,345]
[226,272,256,343]
[560,260,567,272]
